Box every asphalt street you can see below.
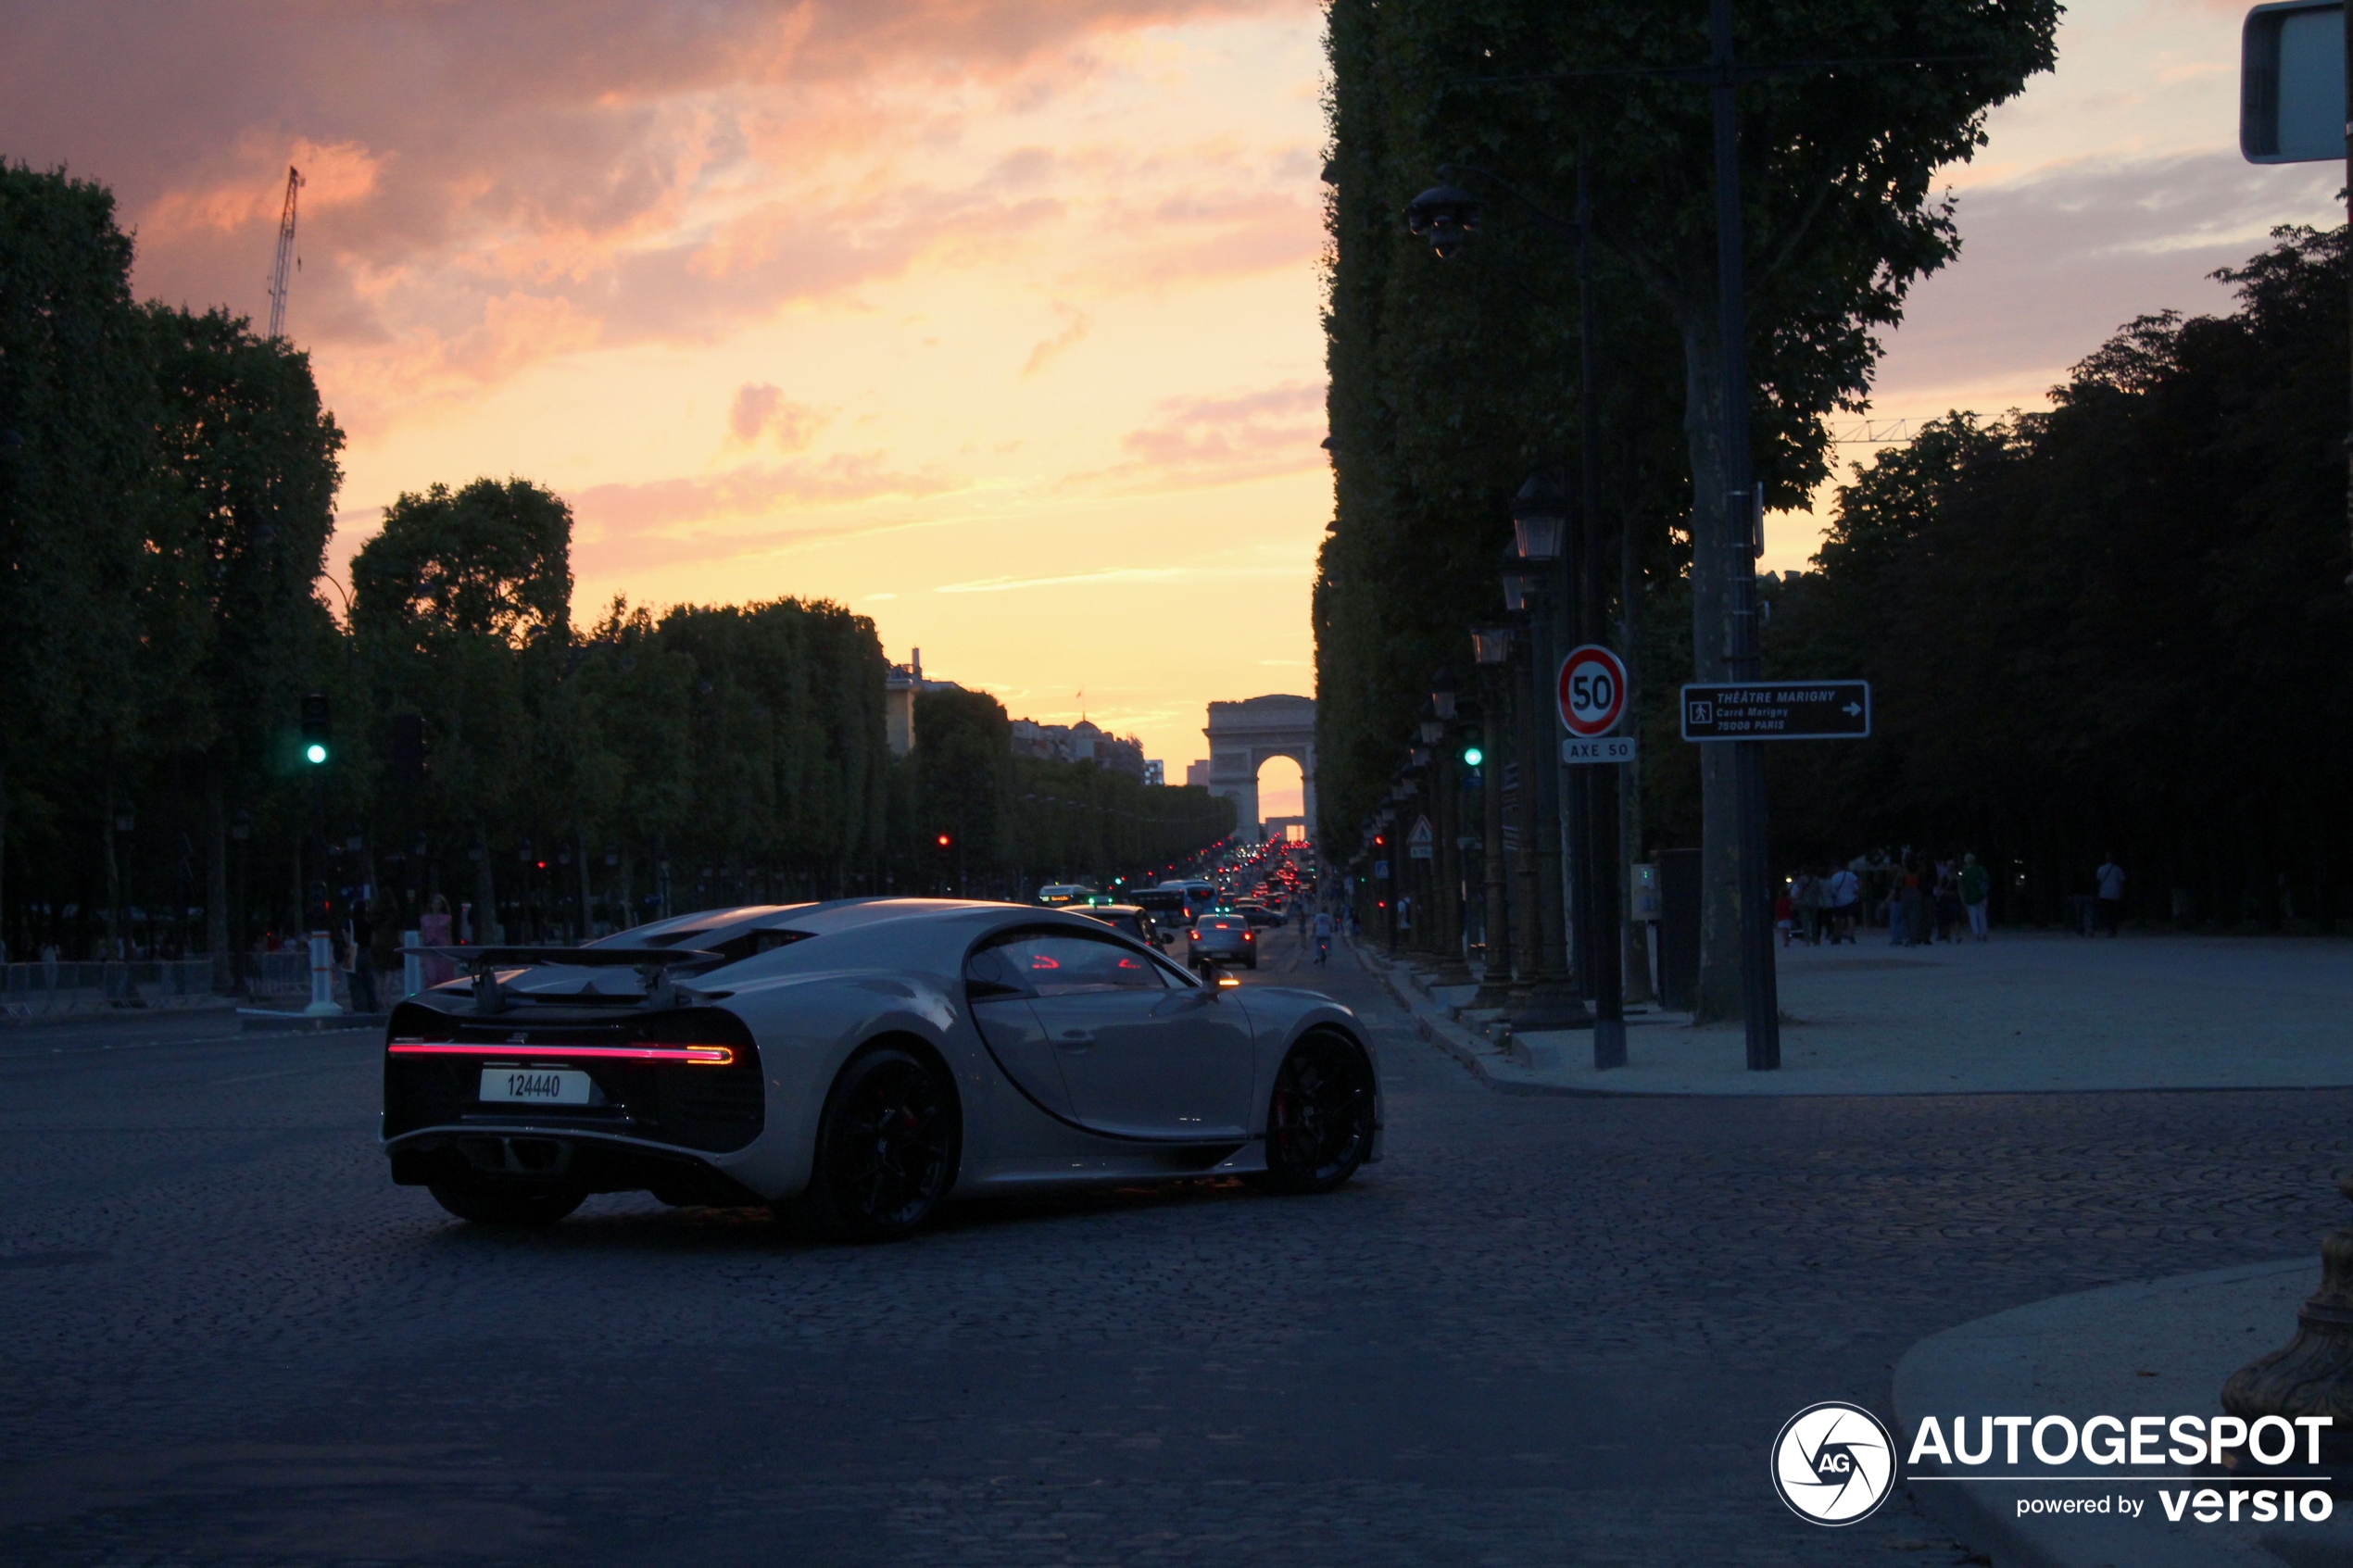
[4,928,2347,1565]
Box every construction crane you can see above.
[265,165,304,341]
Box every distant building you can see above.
[1143,760,1163,786]
[1185,760,1209,788]
[885,648,963,758]
[1007,713,1144,777]
[1262,816,1305,844]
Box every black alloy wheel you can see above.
[428,1183,585,1226]
[798,1046,961,1242]
[1256,1031,1375,1195]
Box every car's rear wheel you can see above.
[428,1182,585,1226]
[1255,1031,1375,1195]
[796,1046,960,1242]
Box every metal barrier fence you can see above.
[0,958,225,1018]
[244,950,315,1000]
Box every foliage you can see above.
[1316,0,2059,1008]
[1765,225,2353,926]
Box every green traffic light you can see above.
[305,743,329,765]
[1462,746,1484,767]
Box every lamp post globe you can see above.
[1511,470,1568,562]
[1403,184,1480,258]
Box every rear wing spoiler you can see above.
[412,945,725,1015]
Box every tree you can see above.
[0,165,153,957]
[1765,224,2353,929]
[1318,0,2059,1015]
[147,306,346,960]
[353,478,573,942]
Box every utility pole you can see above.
[267,166,304,343]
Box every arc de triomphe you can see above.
[1204,694,1315,844]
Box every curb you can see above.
[1891,1260,2345,1568]
[236,1009,387,1033]
[1348,940,1611,1098]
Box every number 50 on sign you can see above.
[1556,645,1629,737]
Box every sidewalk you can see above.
[1894,1260,2353,1566]
[1355,932,2353,1097]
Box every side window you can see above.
[963,941,1031,998]
[976,932,1167,996]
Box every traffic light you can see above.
[936,833,951,848]
[300,691,331,765]
[1461,745,1484,768]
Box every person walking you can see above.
[1775,884,1795,947]
[2095,852,2126,936]
[1313,908,1334,966]
[1960,852,1990,941]
[1933,861,1964,943]
[1824,864,1860,944]
[1897,861,1927,947]
[1793,868,1824,946]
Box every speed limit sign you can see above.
[1556,645,1629,738]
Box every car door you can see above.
[995,930,1254,1140]
[963,936,1078,1119]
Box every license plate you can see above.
[479,1068,593,1105]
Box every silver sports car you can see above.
[382,898,1381,1240]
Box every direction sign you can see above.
[1556,645,1629,737]
[1680,682,1869,741]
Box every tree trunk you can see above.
[1677,307,1746,1022]
[473,825,501,944]
[203,753,229,966]
[103,775,126,958]
[574,822,592,939]
[1617,495,1656,1005]
[0,758,9,964]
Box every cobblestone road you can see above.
[3,931,2346,1565]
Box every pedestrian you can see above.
[369,892,403,1007]
[1960,852,1990,942]
[1793,868,1824,946]
[419,895,456,989]
[1824,863,1860,943]
[1897,861,1926,947]
[2095,852,2126,936]
[1933,861,1964,943]
[1313,908,1334,966]
[1774,884,1795,947]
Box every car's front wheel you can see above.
[796,1046,961,1242]
[1255,1031,1375,1195]
[428,1183,585,1226]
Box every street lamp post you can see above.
[1470,628,1515,1009]
[1502,476,1592,1032]
[1410,177,1623,1049]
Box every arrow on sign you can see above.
[1843,702,1861,716]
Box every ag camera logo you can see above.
[1773,1401,1897,1525]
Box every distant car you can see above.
[1189,912,1257,970]
[1036,884,1088,907]
[1131,888,1189,934]
[1232,899,1283,929]
[1074,904,1155,945]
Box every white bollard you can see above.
[303,930,343,1016]
[401,929,422,1001]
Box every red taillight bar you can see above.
[386,1041,736,1066]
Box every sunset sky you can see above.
[3,1,2340,816]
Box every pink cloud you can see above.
[1080,380,1326,491]
[1,0,1308,410]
